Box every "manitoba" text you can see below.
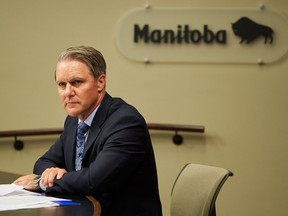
[134,24,227,44]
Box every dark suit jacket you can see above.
[33,92,162,216]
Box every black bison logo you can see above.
[232,17,274,44]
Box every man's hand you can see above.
[13,168,67,191]
[41,167,67,188]
[13,174,37,191]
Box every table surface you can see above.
[0,171,101,216]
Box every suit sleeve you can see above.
[33,116,76,174]
[33,137,66,174]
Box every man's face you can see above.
[55,59,106,120]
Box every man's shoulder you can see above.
[64,115,78,126]
[110,97,140,116]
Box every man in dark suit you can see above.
[14,46,162,216]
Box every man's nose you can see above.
[64,84,75,97]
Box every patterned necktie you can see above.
[75,122,90,171]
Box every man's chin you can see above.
[65,109,80,117]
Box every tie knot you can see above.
[77,122,89,136]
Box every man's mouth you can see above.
[65,101,79,106]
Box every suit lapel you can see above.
[84,93,112,156]
[65,117,78,171]
[84,124,101,154]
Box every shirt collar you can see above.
[78,105,100,127]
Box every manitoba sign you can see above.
[115,6,288,64]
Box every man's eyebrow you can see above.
[55,79,66,83]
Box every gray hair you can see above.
[57,46,106,78]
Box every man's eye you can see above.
[58,82,66,88]
[72,80,83,86]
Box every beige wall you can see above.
[1,0,288,215]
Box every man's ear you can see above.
[97,74,106,92]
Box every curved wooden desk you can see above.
[0,171,101,216]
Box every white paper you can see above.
[0,184,72,211]
[0,184,24,196]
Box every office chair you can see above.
[170,163,233,216]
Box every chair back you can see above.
[170,163,233,216]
